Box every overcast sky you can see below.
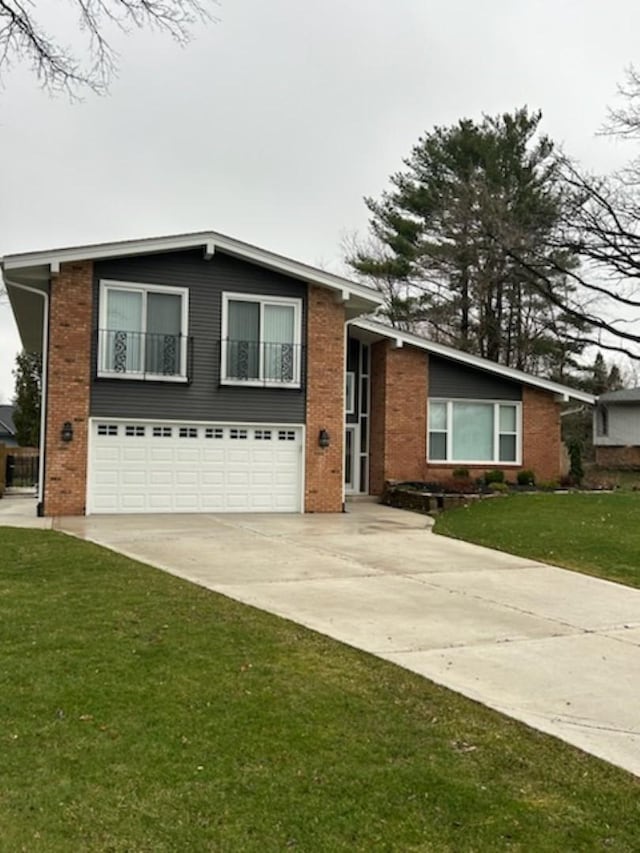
[1,0,639,401]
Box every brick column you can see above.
[521,386,561,481]
[304,285,345,512]
[44,261,93,516]
[369,341,429,493]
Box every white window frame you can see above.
[427,398,522,465]
[98,280,189,382]
[220,292,302,388]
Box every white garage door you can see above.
[88,420,303,514]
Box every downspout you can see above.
[2,276,49,515]
[560,404,587,418]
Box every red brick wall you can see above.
[44,261,93,516]
[369,343,564,490]
[304,285,345,512]
[384,344,429,482]
[521,386,561,481]
[369,342,429,492]
[595,445,640,469]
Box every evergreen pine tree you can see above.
[12,351,42,447]
[348,108,587,375]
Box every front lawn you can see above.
[434,492,640,589]
[1,528,640,851]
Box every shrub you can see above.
[488,481,509,493]
[568,440,584,486]
[484,469,505,484]
[517,469,536,486]
[436,477,477,494]
[452,467,470,479]
[537,479,560,491]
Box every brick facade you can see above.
[369,340,428,493]
[369,342,563,491]
[44,261,93,516]
[595,445,640,468]
[520,385,562,481]
[304,284,345,512]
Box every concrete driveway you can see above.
[39,501,640,777]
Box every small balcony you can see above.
[221,338,305,388]
[97,329,193,381]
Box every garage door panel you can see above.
[89,421,303,514]
[150,470,173,486]
[201,493,225,510]
[202,449,224,463]
[149,493,172,510]
[94,446,120,463]
[176,471,198,486]
[93,495,118,511]
[175,495,199,509]
[252,471,274,486]
[176,449,199,463]
[94,470,118,486]
[150,447,174,462]
[121,494,146,510]
[202,471,224,486]
[226,494,250,509]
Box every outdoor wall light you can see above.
[318,429,330,449]
[61,421,74,443]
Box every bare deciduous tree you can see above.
[0,0,217,95]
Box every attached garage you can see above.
[87,420,303,514]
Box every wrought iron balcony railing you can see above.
[97,329,192,380]
[222,338,304,386]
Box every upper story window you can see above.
[221,293,302,388]
[428,399,521,464]
[98,280,189,381]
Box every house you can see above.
[593,387,640,468]
[0,405,18,447]
[2,231,594,517]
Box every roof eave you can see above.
[1,230,383,312]
[351,318,596,405]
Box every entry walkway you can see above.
[4,499,640,777]
[0,494,50,528]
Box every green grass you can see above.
[435,492,640,589]
[1,528,640,851]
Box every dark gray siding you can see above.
[429,355,522,400]
[91,250,306,422]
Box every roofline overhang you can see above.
[350,318,596,405]
[1,230,383,312]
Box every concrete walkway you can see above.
[3,497,640,777]
[0,493,51,528]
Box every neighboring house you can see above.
[593,387,640,467]
[0,405,18,447]
[2,231,594,517]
